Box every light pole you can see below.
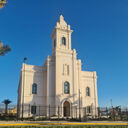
[22,57,27,120]
[110,99,113,108]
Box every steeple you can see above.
[51,15,73,53]
[55,14,71,31]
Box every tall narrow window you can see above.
[86,106,91,113]
[31,106,36,114]
[64,81,70,94]
[62,37,66,45]
[32,83,37,94]
[54,39,56,48]
[86,87,90,96]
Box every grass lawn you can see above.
[1,126,128,128]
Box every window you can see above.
[86,87,90,96]
[62,37,66,45]
[31,106,36,114]
[87,106,91,113]
[32,83,37,94]
[54,39,56,48]
[64,81,70,94]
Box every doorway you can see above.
[63,101,70,117]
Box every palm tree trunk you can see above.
[5,104,8,115]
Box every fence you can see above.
[1,104,128,121]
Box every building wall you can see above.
[17,64,47,117]
[80,71,98,117]
[46,56,56,116]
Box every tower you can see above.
[51,15,73,53]
[51,15,77,111]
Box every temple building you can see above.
[17,15,98,118]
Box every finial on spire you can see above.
[60,11,62,16]
[59,9,63,17]
[59,11,64,22]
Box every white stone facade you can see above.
[17,15,98,118]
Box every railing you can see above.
[0,104,128,121]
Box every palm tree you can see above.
[2,99,12,115]
[0,41,11,56]
[0,0,7,9]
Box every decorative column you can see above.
[46,56,50,117]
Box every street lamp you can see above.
[22,57,27,120]
[110,99,113,108]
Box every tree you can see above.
[0,41,11,56]
[2,99,12,115]
[0,0,7,9]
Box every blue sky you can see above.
[0,0,128,107]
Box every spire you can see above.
[59,14,64,22]
[56,14,67,29]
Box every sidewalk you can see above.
[0,121,128,126]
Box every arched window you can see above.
[86,87,90,96]
[62,37,66,45]
[64,81,70,94]
[32,83,37,94]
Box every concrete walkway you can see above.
[0,121,128,126]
